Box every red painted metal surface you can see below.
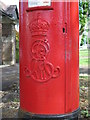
[19,1,79,115]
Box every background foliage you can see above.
[79,1,89,46]
[16,30,19,63]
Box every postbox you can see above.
[19,0,80,119]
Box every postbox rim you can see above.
[18,107,80,119]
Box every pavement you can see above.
[0,64,19,118]
[79,67,90,75]
[1,64,19,91]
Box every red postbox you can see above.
[19,0,80,119]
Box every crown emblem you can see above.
[29,15,50,36]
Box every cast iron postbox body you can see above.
[19,0,80,119]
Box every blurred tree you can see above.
[79,0,88,34]
[79,0,89,46]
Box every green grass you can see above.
[79,58,90,66]
[79,49,90,66]
[79,49,88,57]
